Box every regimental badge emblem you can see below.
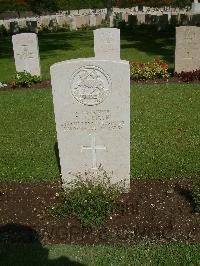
[71,65,112,106]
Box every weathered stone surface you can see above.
[89,15,96,27]
[12,33,41,76]
[50,58,130,190]
[175,26,200,73]
[94,28,120,60]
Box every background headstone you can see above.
[12,33,41,76]
[128,15,138,27]
[10,21,19,34]
[94,28,120,60]
[175,26,200,73]
[90,15,96,27]
[69,16,77,31]
[137,13,145,24]
[26,20,37,33]
[192,1,200,14]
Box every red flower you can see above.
[132,60,140,65]
[10,81,16,88]
[162,63,167,70]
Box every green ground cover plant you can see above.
[14,71,41,87]
[50,175,121,228]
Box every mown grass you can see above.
[0,26,175,82]
[0,244,199,265]
[0,89,58,182]
[131,83,200,179]
[0,83,199,182]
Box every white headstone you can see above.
[50,34,130,191]
[192,1,200,13]
[175,26,200,73]
[96,15,103,26]
[89,15,96,27]
[109,14,115,27]
[12,33,41,76]
[69,16,77,31]
[94,28,120,60]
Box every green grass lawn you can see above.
[0,83,199,182]
[0,26,175,82]
[1,244,200,265]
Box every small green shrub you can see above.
[192,180,200,213]
[130,57,170,81]
[50,175,122,228]
[0,25,8,36]
[15,71,41,87]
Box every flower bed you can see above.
[130,57,170,81]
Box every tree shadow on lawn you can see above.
[38,30,94,59]
[120,25,175,72]
[0,30,94,60]
[0,223,85,266]
[0,35,14,59]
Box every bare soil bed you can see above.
[0,179,199,245]
[0,77,200,92]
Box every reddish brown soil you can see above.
[131,76,200,85]
[1,77,200,92]
[0,80,51,92]
[0,179,199,245]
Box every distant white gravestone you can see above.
[175,26,200,73]
[94,28,120,60]
[51,29,130,190]
[12,33,41,76]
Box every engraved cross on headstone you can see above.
[81,133,106,170]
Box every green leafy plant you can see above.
[15,71,41,87]
[192,180,200,213]
[0,25,8,37]
[130,57,170,81]
[50,172,122,228]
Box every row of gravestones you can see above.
[0,14,106,34]
[11,26,200,190]
[0,6,188,20]
[0,8,108,20]
[3,12,200,35]
[127,13,200,28]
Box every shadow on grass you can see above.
[54,142,61,175]
[120,25,175,69]
[0,26,175,63]
[38,30,94,60]
[0,30,94,60]
[0,35,14,59]
[0,223,85,266]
